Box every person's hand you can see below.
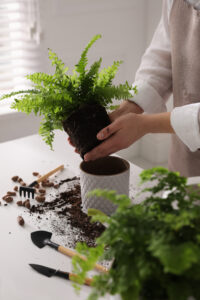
[84,112,146,161]
[84,111,174,162]
[67,100,143,155]
[109,100,143,122]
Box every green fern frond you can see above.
[71,69,80,87]
[26,72,72,95]
[132,84,138,95]
[39,116,55,150]
[75,34,102,78]
[94,84,133,107]
[26,73,56,87]
[96,60,123,88]
[107,105,120,111]
[39,114,64,150]
[0,89,39,101]
[11,93,44,115]
[48,49,68,79]
[11,92,73,118]
[86,58,102,81]
[79,58,102,100]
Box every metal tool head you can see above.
[29,263,56,277]
[31,230,52,248]
[19,186,35,199]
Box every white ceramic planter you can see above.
[80,156,130,215]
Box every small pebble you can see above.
[3,196,13,203]
[24,200,31,209]
[7,191,16,196]
[12,176,19,182]
[45,182,54,187]
[35,196,45,203]
[38,189,46,194]
[16,201,23,207]
[33,172,39,176]
[14,186,18,192]
[17,216,24,226]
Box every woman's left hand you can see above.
[84,111,174,161]
[84,112,146,161]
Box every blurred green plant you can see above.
[72,167,200,300]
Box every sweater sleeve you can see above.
[129,0,172,113]
[170,104,200,152]
[129,0,200,152]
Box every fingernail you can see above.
[97,132,104,140]
[84,155,89,162]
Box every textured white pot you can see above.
[80,156,130,215]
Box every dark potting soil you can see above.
[29,177,105,247]
[62,103,110,158]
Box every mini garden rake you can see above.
[19,165,64,199]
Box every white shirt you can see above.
[130,0,200,152]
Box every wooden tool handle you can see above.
[37,165,64,183]
[69,273,93,286]
[58,245,108,273]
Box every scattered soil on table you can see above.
[29,178,105,247]
[3,174,105,248]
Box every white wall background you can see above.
[1,0,172,168]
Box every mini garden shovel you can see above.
[31,230,108,273]
[19,165,64,198]
[29,263,93,286]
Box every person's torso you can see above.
[168,0,200,177]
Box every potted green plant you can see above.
[0,34,137,158]
[72,167,200,300]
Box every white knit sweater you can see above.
[130,0,200,152]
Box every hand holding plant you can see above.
[84,112,146,161]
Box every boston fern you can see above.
[72,167,200,300]
[0,34,137,149]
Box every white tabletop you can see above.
[0,131,143,300]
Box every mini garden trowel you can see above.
[31,230,108,273]
[29,263,92,286]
